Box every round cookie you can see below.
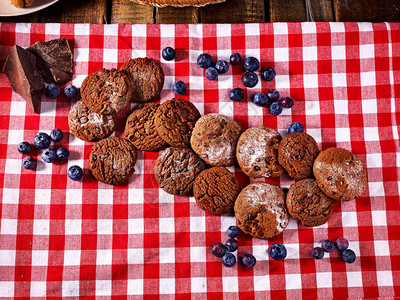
[193,167,241,215]
[89,137,138,186]
[190,114,242,167]
[234,182,289,239]
[236,126,283,178]
[124,103,167,151]
[278,132,319,180]
[286,179,334,227]
[154,147,205,196]
[120,57,164,103]
[81,68,132,114]
[313,147,367,201]
[68,100,117,142]
[154,98,201,147]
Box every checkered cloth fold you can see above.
[0,22,399,298]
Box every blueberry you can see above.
[267,89,280,102]
[242,72,259,88]
[243,57,260,72]
[211,243,227,258]
[311,247,325,259]
[50,129,64,142]
[336,237,349,251]
[321,239,335,253]
[268,243,287,261]
[229,88,244,102]
[288,122,304,134]
[45,83,61,99]
[253,93,269,107]
[68,165,83,181]
[261,67,276,81]
[215,60,229,74]
[269,102,283,116]
[22,156,36,169]
[33,132,51,149]
[64,85,78,99]
[18,142,31,155]
[225,238,238,252]
[42,148,57,163]
[222,253,236,267]
[56,147,70,160]
[241,253,256,268]
[230,53,241,65]
[162,46,176,61]
[197,53,213,69]
[279,96,294,108]
[172,80,187,95]
[341,249,356,263]
[205,67,218,80]
[227,226,240,239]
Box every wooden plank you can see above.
[40,0,107,24]
[333,0,400,22]
[155,6,199,24]
[111,0,154,24]
[309,0,334,21]
[0,11,41,23]
[200,0,265,23]
[269,0,307,22]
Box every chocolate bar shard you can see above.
[3,45,44,114]
[28,38,73,86]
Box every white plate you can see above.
[0,0,59,17]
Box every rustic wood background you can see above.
[1,0,399,23]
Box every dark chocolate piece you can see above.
[28,38,73,85]
[3,45,44,114]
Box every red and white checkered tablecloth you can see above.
[0,22,399,299]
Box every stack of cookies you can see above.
[68,57,165,185]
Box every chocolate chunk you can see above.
[3,45,44,114]
[28,38,73,85]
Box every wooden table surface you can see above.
[0,0,399,24]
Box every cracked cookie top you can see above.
[190,113,242,167]
[286,178,334,227]
[89,137,138,186]
[313,147,367,201]
[81,68,132,114]
[234,182,288,239]
[154,98,201,147]
[154,147,205,196]
[236,126,283,178]
[278,132,319,180]
[193,167,241,215]
[120,57,164,103]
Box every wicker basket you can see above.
[130,0,226,8]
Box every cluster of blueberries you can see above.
[312,238,356,263]
[211,226,289,268]
[45,83,78,100]
[162,47,295,116]
[18,130,83,181]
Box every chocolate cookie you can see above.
[89,137,137,186]
[286,179,334,227]
[278,132,319,180]
[81,68,132,114]
[68,100,116,142]
[234,182,289,240]
[193,167,241,215]
[190,114,242,167]
[154,98,201,147]
[236,126,283,178]
[313,147,367,201]
[124,103,167,151]
[154,147,205,196]
[120,57,164,103]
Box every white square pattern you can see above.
[361,71,376,87]
[371,210,387,226]
[0,250,15,266]
[128,218,144,235]
[374,240,390,256]
[98,189,113,205]
[96,249,112,265]
[303,74,319,88]
[128,248,144,265]
[0,281,14,297]
[223,277,238,293]
[33,219,50,235]
[190,247,206,263]
[366,153,383,169]
[364,126,379,141]
[30,281,47,297]
[1,218,17,235]
[341,211,358,227]
[254,275,270,291]
[317,272,332,288]
[303,46,318,61]
[160,278,175,294]
[103,49,118,63]
[332,73,347,87]
[286,273,302,290]
[334,99,349,114]
[65,219,82,235]
[190,217,205,233]
[96,280,112,296]
[97,219,113,235]
[377,271,393,287]
[347,271,363,287]
[64,250,81,266]
[331,46,346,60]
[362,99,378,114]
[31,250,48,266]
[159,218,175,233]
[335,127,351,142]
[191,277,207,293]
[128,279,143,295]
[360,44,374,59]
[159,248,175,264]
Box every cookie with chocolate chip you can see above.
[236,126,283,178]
